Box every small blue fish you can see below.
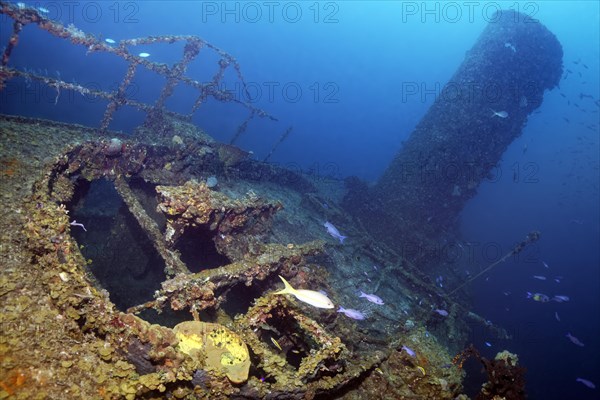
[485,341,492,347]
[337,307,365,320]
[555,312,560,322]
[105,38,116,44]
[434,309,449,317]
[576,378,596,389]
[490,109,509,118]
[359,291,384,305]
[533,275,546,280]
[553,295,570,303]
[504,42,516,52]
[566,332,584,347]
[138,52,151,58]
[542,261,549,268]
[324,221,347,244]
[402,345,416,357]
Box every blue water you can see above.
[1,1,599,398]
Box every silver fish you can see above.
[337,307,365,320]
[490,109,509,118]
[504,42,516,52]
[402,345,416,357]
[324,221,347,244]
[359,291,384,305]
[566,332,584,347]
[576,378,596,389]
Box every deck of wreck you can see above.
[0,114,482,399]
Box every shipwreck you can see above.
[0,3,561,399]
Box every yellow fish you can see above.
[274,275,334,309]
[270,337,282,351]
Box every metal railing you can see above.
[0,1,281,142]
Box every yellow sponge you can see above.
[174,321,250,384]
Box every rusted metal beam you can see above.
[113,176,190,277]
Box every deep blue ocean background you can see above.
[1,2,598,399]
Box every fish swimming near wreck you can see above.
[274,275,334,309]
[566,332,585,347]
[434,309,449,317]
[337,306,366,320]
[359,291,384,305]
[490,109,509,118]
[402,345,416,357]
[324,221,347,244]
[526,292,550,302]
[576,377,596,389]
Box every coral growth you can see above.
[1,114,499,399]
[157,180,281,238]
[174,321,251,384]
[454,345,526,400]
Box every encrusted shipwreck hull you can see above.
[344,9,562,265]
[0,3,534,398]
[0,114,471,399]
